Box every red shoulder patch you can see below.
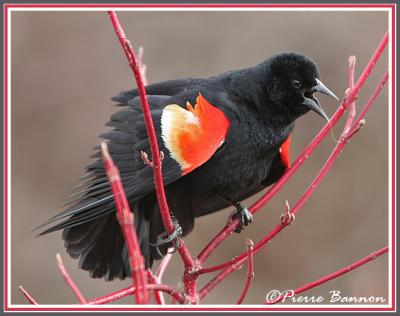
[279,136,291,168]
[161,94,230,175]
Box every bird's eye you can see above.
[291,79,302,89]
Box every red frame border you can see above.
[3,3,396,312]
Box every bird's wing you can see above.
[111,78,206,106]
[38,92,231,235]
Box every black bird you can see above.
[38,52,338,280]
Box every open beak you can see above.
[302,78,338,122]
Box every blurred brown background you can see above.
[11,10,389,305]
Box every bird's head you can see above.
[266,52,338,123]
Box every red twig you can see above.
[18,286,38,305]
[108,11,171,234]
[89,286,133,305]
[138,52,162,301]
[199,260,244,299]
[265,246,389,304]
[108,10,195,302]
[351,71,389,134]
[236,239,255,304]
[157,252,173,279]
[197,30,388,265]
[147,271,164,304]
[146,252,173,305]
[88,284,185,305]
[343,55,357,135]
[138,46,148,86]
[56,253,87,304]
[101,142,149,304]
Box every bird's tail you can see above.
[57,201,151,281]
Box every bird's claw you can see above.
[149,216,182,257]
[229,202,253,233]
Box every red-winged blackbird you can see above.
[38,52,337,280]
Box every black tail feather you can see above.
[60,201,151,281]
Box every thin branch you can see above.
[343,55,357,135]
[18,286,38,305]
[147,251,173,305]
[199,260,244,299]
[88,284,185,305]
[108,11,196,303]
[137,44,166,305]
[107,11,194,270]
[101,142,149,304]
[265,246,389,304]
[349,70,389,136]
[348,55,356,89]
[236,239,255,304]
[138,46,148,86]
[56,253,87,304]
[107,10,172,232]
[157,251,173,279]
[89,286,134,305]
[197,30,388,266]
[147,271,164,304]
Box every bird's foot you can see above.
[228,202,253,233]
[149,215,182,257]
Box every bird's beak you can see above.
[314,78,339,100]
[302,78,338,122]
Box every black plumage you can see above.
[38,52,337,280]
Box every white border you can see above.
[6,6,394,311]
[387,7,393,308]
[7,7,12,310]
[8,7,391,12]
